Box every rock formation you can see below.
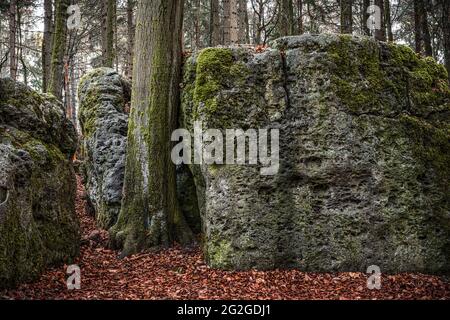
[78,68,130,228]
[0,79,79,288]
[181,34,450,273]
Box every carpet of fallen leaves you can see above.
[2,176,449,300]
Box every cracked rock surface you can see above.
[181,34,450,272]
[0,79,79,288]
[78,68,131,229]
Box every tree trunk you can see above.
[297,0,303,35]
[224,0,238,44]
[374,0,386,41]
[280,0,294,36]
[49,0,69,101]
[362,0,371,36]
[340,0,353,34]
[9,0,17,80]
[110,0,194,256]
[42,0,53,92]
[126,0,135,78]
[18,9,25,85]
[210,0,221,46]
[385,0,393,42]
[238,0,248,43]
[420,0,432,56]
[414,0,422,53]
[440,0,450,82]
[102,0,116,67]
[194,0,201,49]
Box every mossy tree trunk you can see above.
[340,0,353,34]
[102,0,116,68]
[49,0,69,100]
[110,0,194,256]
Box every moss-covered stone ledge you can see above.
[0,79,79,288]
[181,34,450,273]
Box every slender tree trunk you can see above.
[110,0,194,256]
[362,0,371,36]
[194,0,201,49]
[102,0,116,67]
[9,0,17,80]
[340,0,353,34]
[126,0,135,78]
[18,9,26,85]
[280,0,294,36]
[238,0,248,43]
[374,0,386,41]
[414,0,422,53]
[297,0,303,35]
[224,0,238,44]
[70,61,77,124]
[385,0,393,42]
[420,0,432,56]
[64,58,71,120]
[439,0,450,81]
[210,0,221,46]
[42,0,53,92]
[49,0,69,100]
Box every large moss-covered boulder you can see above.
[181,34,450,273]
[78,68,131,228]
[0,79,79,288]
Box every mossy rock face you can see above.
[181,34,450,273]
[0,78,79,289]
[78,68,131,228]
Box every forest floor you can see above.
[2,176,450,300]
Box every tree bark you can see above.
[42,0,53,92]
[102,0,116,67]
[374,0,386,41]
[439,0,450,81]
[280,0,294,36]
[9,0,17,80]
[126,0,135,78]
[238,0,248,43]
[385,0,393,42]
[49,0,69,101]
[224,0,238,44]
[110,0,194,256]
[297,0,303,35]
[210,0,221,46]
[420,0,432,56]
[414,0,422,53]
[362,0,371,36]
[340,0,353,34]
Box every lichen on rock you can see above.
[78,68,131,228]
[0,78,79,288]
[181,34,450,273]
